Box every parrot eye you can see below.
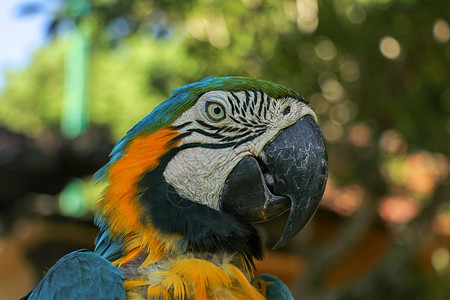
[205,102,226,122]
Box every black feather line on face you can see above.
[257,91,264,118]
[229,115,244,125]
[265,97,271,113]
[229,92,242,115]
[227,96,236,116]
[137,147,263,262]
[219,130,252,142]
[252,90,259,108]
[230,91,240,103]
[232,132,265,149]
[239,116,248,124]
[217,126,241,133]
[188,124,266,147]
[192,120,267,144]
[196,120,220,130]
[248,119,260,126]
[187,128,226,139]
[249,106,255,116]
[243,91,251,113]
[170,121,192,131]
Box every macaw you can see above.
[22,77,328,300]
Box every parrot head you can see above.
[95,76,328,266]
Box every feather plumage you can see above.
[22,250,125,300]
[252,274,294,300]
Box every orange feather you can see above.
[147,286,172,299]
[169,258,232,299]
[97,128,181,259]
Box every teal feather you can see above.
[22,250,125,300]
[252,274,294,300]
[94,213,125,262]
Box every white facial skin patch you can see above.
[163,90,316,210]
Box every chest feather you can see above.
[119,253,265,300]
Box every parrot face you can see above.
[164,90,315,209]
[163,89,326,248]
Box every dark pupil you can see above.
[213,107,222,115]
[282,106,291,115]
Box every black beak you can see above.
[220,115,328,248]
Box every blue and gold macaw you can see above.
[23,77,328,300]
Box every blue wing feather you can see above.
[94,213,125,262]
[22,250,125,300]
[252,274,294,300]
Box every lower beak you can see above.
[220,115,328,248]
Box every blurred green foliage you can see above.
[0,36,200,137]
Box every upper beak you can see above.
[220,115,328,248]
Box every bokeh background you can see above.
[0,0,449,299]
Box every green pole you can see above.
[61,0,91,138]
[60,0,91,217]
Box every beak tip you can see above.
[272,237,290,250]
[271,211,312,249]
[272,243,282,250]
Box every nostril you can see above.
[282,106,291,116]
[264,173,275,190]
